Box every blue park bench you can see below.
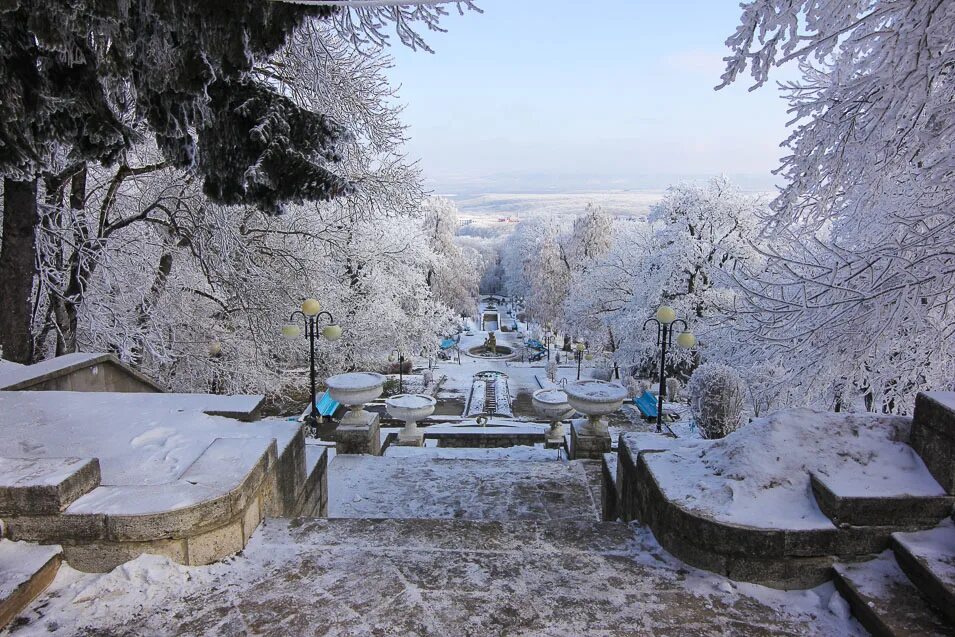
[634,391,659,420]
[314,391,340,418]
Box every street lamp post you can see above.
[389,349,405,393]
[642,306,696,432]
[574,341,587,380]
[283,298,342,432]
[544,328,554,361]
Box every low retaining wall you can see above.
[427,431,545,448]
[615,438,916,589]
[1,429,326,572]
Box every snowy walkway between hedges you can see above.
[7,517,865,636]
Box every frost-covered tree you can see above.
[21,18,465,401]
[719,1,955,412]
[563,179,764,379]
[420,197,481,316]
[0,0,478,363]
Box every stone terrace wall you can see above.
[2,429,326,572]
[614,436,938,589]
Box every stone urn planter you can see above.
[564,379,627,435]
[326,372,385,426]
[532,388,576,444]
[385,393,436,446]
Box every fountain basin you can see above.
[467,345,514,357]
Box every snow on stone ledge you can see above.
[627,408,939,530]
[0,540,61,601]
[325,372,385,391]
[0,391,299,487]
[385,394,436,409]
[565,380,627,401]
[533,389,568,404]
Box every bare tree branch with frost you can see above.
[719,1,955,412]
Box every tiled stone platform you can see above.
[328,455,600,521]
[11,518,865,636]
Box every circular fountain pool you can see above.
[466,345,516,360]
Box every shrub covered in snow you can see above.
[666,378,682,402]
[546,359,558,383]
[626,376,647,398]
[687,363,746,439]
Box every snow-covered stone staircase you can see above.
[830,392,955,636]
[0,541,62,630]
[832,523,955,637]
[327,451,601,522]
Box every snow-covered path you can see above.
[8,517,865,636]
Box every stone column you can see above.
[569,418,612,460]
[336,411,381,455]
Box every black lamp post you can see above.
[574,341,586,380]
[284,299,341,432]
[543,328,554,361]
[642,306,696,432]
[390,348,405,393]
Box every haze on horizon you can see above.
[385,1,795,195]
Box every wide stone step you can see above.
[0,540,62,630]
[832,552,954,637]
[0,457,101,516]
[892,520,955,624]
[327,454,600,522]
[810,468,953,528]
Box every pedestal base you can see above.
[545,423,565,448]
[396,431,425,447]
[569,419,611,460]
[336,412,381,455]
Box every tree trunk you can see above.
[54,166,88,355]
[0,177,39,363]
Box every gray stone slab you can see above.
[810,471,954,527]
[833,552,954,637]
[11,518,866,636]
[892,521,955,624]
[0,457,100,515]
[328,455,599,522]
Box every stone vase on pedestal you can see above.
[385,394,436,447]
[532,388,575,447]
[326,372,385,455]
[564,380,627,460]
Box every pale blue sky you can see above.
[384,1,795,194]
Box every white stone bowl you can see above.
[385,393,436,424]
[325,372,385,408]
[564,380,628,417]
[531,388,575,422]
